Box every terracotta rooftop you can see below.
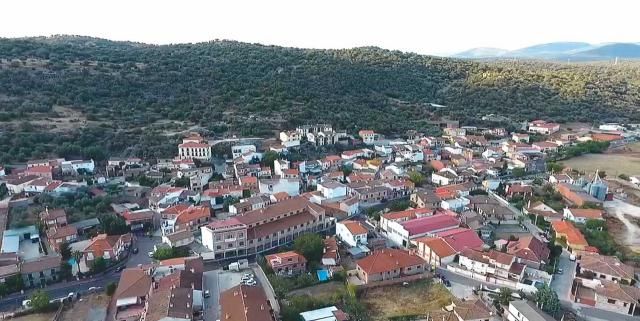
[356,249,424,275]
[115,268,152,300]
[21,256,61,274]
[566,208,604,220]
[506,236,550,264]
[340,220,368,235]
[551,221,588,247]
[414,237,456,258]
[436,228,484,252]
[220,285,274,321]
[400,215,459,236]
[580,253,635,280]
[382,208,432,221]
[145,288,193,321]
[453,299,492,321]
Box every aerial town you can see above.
[0,119,639,321]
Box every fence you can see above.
[446,264,538,294]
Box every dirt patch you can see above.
[6,313,55,321]
[287,281,344,299]
[61,293,110,321]
[361,280,453,321]
[604,200,640,254]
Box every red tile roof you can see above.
[436,228,484,252]
[506,236,550,264]
[178,142,210,148]
[265,251,307,269]
[26,165,52,174]
[340,220,368,235]
[401,215,459,236]
[566,208,604,219]
[414,237,456,258]
[357,249,424,275]
[175,206,210,224]
[382,208,432,221]
[551,221,588,247]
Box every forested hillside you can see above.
[0,36,639,162]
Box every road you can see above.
[550,250,576,302]
[202,270,219,321]
[0,273,120,312]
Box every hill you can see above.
[576,43,640,60]
[0,36,639,162]
[455,42,640,61]
[506,42,594,58]
[453,47,508,59]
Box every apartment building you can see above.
[201,197,333,260]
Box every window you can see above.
[216,245,222,250]
[607,299,616,304]
[239,241,244,246]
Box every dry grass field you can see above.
[361,280,453,321]
[562,153,640,176]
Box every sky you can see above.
[1,0,638,55]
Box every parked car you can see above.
[88,286,102,293]
[204,290,210,298]
[115,265,126,272]
[443,280,451,287]
[243,279,257,286]
[241,274,253,282]
[148,251,154,258]
[556,268,563,275]
[569,254,576,261]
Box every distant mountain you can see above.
[453,41,640,61]
[576,43,640,59]
[453,47,508,59]
[506,42,594,58]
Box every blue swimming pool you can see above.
[317,269,330,281]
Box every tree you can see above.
[152,247,190,260]
[106,282,117,296]
[261,151,280,169]
[497,287,514,306]
[0,183,7,199]
[59,262,73,280]
[59,242,72,260]
[512,168,526,178]
[100,215,130,235]
[293,234,324,263]
[408,171,425,187]
[72,250,82,272]
[30,290,51,311]
[618,173,630,180]
[174,176,190,188]
[91,257,108,273]
[534,284,561,316]
[546,162,564,173]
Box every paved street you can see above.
[0,273,120,312]
[203,270,219,321]
[127,234,161,267]
[203,269,244,321]
[550,250,576,301]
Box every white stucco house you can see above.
[336,220,368,248]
